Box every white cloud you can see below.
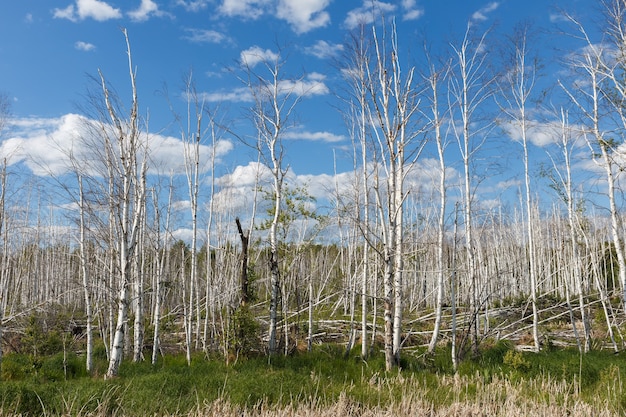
[304,40,344,59]
[549,13,569,23]
[240,46,279,67]
[344,1,396,30]
[403,9,423,21]
[2,114,234,177]
[128,0,166,22]
[200,87,254,103]
[183,28,230,44]
[145,134,233,176]
[2,114,87,176]
[53,5,78,20]
[496,178,522,191]
[216,161,272,188]
[176,0,209,12]
[500,118,570,148]
[279,73,329,97]
[200,72,327,104]
[401,0,423,21]
[284,130,346,143]
[276,0,331,34]
[216,0,331,35]
[75,41,96,51]
[53,0,122,22]
[172,200,191,211]
[471,1,499,22]
[219,0,269,19]
[213,161,273,214]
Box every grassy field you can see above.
[0,341,624,416]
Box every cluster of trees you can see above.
[3,3,626,378]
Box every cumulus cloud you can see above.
[240,46,280,67]
[2,114,88,176]
[304,40,344,59]
[499,118,581,148]
[279,72,329,97]
[200,87,254,103]
[276,0,331,34]
[219,0,270,20]
[283,130,345,143]
[213,0,332,34]
[296,171,353,201]
[53,0,122,22]
[75,41,96,51]
[471,2,499,22]
[2,114,233,177]
[183,28,231,44]
[213,161,272,214]
[344,1,396,30]
[176,0,209,12]
[128,0,167,22]
[401,0,423,21]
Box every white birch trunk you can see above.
[78,175,94,372]
[427,65,447,354]
[104,29,147,379]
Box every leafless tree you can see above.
[367,19,422,370]
[448,23,495,354]
[560,6,626,319]
[241,47,302,355]
[100,29,148,378]
[423,54,451,354]
[497,24,541,351]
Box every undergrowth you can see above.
[0,342,624,416]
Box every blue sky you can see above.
[0,0,609,240]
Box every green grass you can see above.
[0,343,625,416]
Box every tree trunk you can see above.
[78,175,94,372]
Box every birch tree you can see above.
[367,20,421,370]
[448,24,494,353]
[241,48,301,355]
[0,93,9,366]
[423,56,450,353]
[497,24,541,352]
[181,74,204,365]
[101,29,148,379]
[151,182,173,365]
[77,174,94,372]
[545,108,592,352]
[341,24,373,359]
[560,10,626,317]
[0,161,7,366]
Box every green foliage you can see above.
[229,305,261,358]
[257,184,324,241]
[21,313,64,357]
[1,353,32,380]
[40,352,86,381]
[503,350,530,372]
[0,346,625,415]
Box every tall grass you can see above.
[0,343,623,416]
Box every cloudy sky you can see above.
[0,0,605,237]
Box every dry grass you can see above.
[0,373,613,417]
[187,372,618,417]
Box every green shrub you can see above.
[503,350,530,372]
[22,313,64,356]
[1,353,32,380]
[40,352,86,381]
[229,305,261,358]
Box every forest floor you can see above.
[0,343,624,416]
[0,302,625,416]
